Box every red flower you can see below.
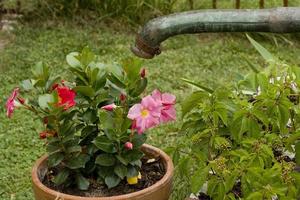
[56,86,76,110]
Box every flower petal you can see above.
[127,104,142,120]
[151,89,162,102]
[161,105,176,123]
[162,93,176,105]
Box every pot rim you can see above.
[32,144,174,200]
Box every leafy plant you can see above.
[172,36,300,199]
[6,47,176,190]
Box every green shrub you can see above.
[170,36,300,199]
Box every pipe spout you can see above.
[131,7,300,59]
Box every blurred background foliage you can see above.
[1,0,300,24]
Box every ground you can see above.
[0,21,299,200]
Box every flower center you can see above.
[141,109,149,118]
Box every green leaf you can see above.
[73,86,95,97]
[20,79,33,91]
[32,61,49,82]
[66,52,81,68]
[47,142,61,154]
[83,109,98,124]
[45,76,61,92]
[94,72,107,91]
[124,150,144,163]
[248,118,261,138]
[76,173,90,190]
[97,166,114,179]
[66,145,82,153]
[181,91,206,117]
[93,136,117,153]
[65,154,89,169]
[242,55,260,73]
[48,152,64,167]
[295,142,300,166]
[108,73,126,88]
[53,169,70,185]
[129,78,147,97]
[285,131,300,145]
[122,57,142,82]
[131,134,147,148]
[105,174,121,189]
[69,67,89,85]
[245,191,263,200]
[191,166,209,193]
[115,155,129,165]
[246,34,275,62]
[215,108,228,125]
[95,154,116,166]
[98,110,114,130]
[277,104,289,133]
[78,47,95,67]
[127,165,139,178]
[38,94,55,109]
[181,78,214,93]
[114,164,128,179]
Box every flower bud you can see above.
[131,120,137,130]
[43,117,48,124]
[51,83,59,90]
[124,142,133,150]
[140,68,146,78]
[39,131,47,139]
[101,103,116,111]
[120,93,126,102]
[17,97,25,105]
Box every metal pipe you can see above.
[131,7,300,59]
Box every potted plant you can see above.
[6,47,176,200]
[170,36,300,200]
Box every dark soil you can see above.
[42,157,165,197]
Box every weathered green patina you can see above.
[132,7,300,59]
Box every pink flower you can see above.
[101,103,117,111]
[56,86,76,110]
[128,95,161,134]
[151,89,176,123]
[6,88,20,118]
[124,142,133,150]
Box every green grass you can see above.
[0,21,299,200]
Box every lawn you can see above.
[0,21,299,200]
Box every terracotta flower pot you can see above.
[32,144,174,200]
